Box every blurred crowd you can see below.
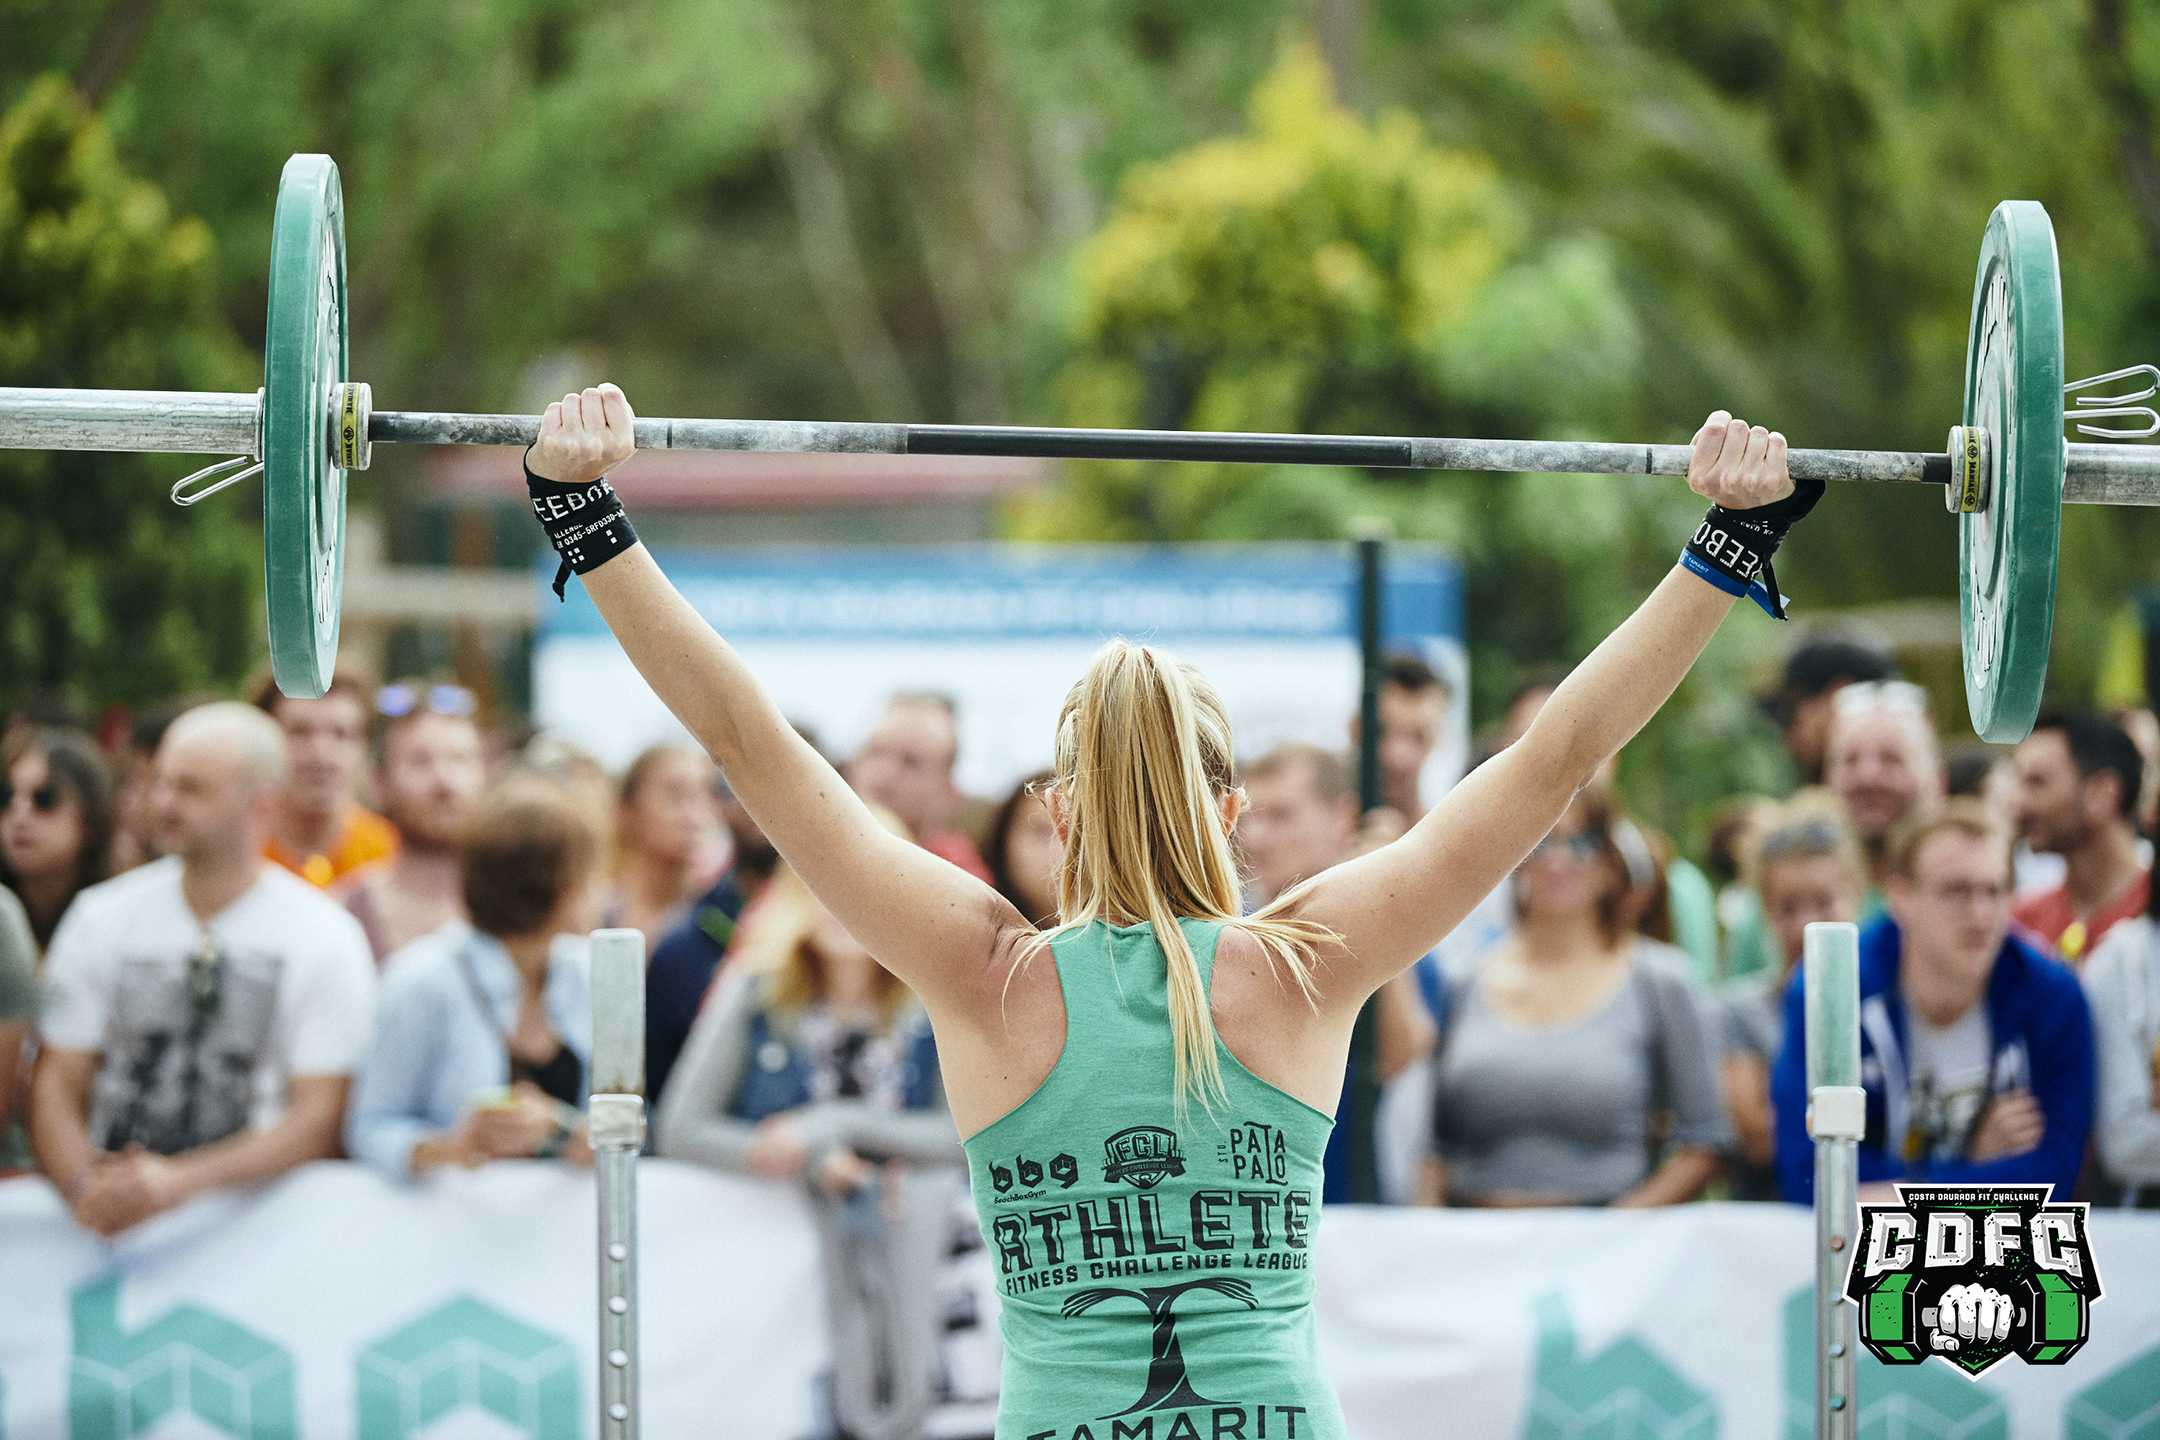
[1,636,2156,1427]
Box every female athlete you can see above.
[525,384,1814,1439]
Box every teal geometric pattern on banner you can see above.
[355,1293,579,1439]
[1778,1287,2007,1439]
[2064,1343,2160,1439]
[1521,1289,1718,1439]
[68,1273,298,1438]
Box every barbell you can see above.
[2,153,2157,738]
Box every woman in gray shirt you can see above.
[1419,790,1730,1207]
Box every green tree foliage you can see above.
[1024,43,1647,532]
[1368,0,2160,701]
[1016,44,1755,800]
[0,77,258,711]
[1022,10,2160,833]
[3,0,1309,424]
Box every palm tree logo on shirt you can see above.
[1062,1277,1258,1417]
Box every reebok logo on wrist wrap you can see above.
[526,454,637,600]
[1679,476,1825,620]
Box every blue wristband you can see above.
[1679,548,1788,620]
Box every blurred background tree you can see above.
[0,76,258,710]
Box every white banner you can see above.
[2,1166,2156,1438]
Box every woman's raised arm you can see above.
[1283,412,1820,1009]
[527,386,1026,1011]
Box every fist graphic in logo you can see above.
[1923,1284,2018,1352]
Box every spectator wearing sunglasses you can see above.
[1717,792,1864,1198]
[346,777,600,1179]
[1498,681,1720,983]
[1824,679,1945,917]
[0,728,116,953]
[519,733,617,823]
[341,683,489,963]
[1418,788,1729,1208]
[984,769,1060,930]
[252,670,398,889]
[29,703,377,1237]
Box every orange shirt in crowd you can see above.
[2012,868,2150,965]
[265,807,399,890]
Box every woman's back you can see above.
[962,917,1346,1440]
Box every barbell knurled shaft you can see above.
[370,411,915,455]
[365,415,2160,501]
[370,408,1956,485]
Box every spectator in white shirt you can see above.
[28,702,376,1236]
[2083,885,2160,1206]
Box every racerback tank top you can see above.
[962,917,1347,1440]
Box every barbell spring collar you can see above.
[170,454,264,508]
[2066,363,2160,439]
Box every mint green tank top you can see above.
[962,918,1347,1440]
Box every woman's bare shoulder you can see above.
[1209,923,1330,1025]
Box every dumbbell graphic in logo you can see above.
[1920,1284,2022,1352]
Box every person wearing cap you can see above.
[1759,637,1897,786]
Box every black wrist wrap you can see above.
[526,452,638,601]
[1678,477,1825,620]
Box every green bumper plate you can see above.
[263,154,349,700]
[1959,201,2063,742]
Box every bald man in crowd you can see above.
[1824,681,1946,918]
[29,703,376,1236]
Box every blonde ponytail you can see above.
[1016,639,1336,1119]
